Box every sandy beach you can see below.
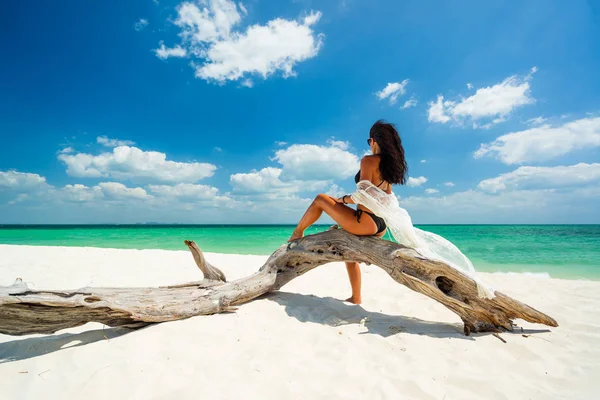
[0,244,598,399]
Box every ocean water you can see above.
[0,225,599,280]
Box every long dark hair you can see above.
[369,120,408,185]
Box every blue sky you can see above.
[1,0,599,224]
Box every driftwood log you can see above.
[0,230,557,336]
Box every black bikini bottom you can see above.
[354,209,387,234]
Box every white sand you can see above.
[0,245,599,400]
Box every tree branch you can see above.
[0,230,557,336]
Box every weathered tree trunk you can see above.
[0,230,557,336]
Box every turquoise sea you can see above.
[0,225,599,280]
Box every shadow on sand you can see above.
[265,291,469,339]
[0,327,131,364]
[265,291,551,340]
[0,292,551,363]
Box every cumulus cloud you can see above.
[154,42,187,60]
[97,136,136,147]
[58,146,216,183]
[230,167,327,195]
[478,163,600,193]
[273,143,359,181]
[59,147,75,154]
[229,167,318,214]
[406,176,427,187]
[62,184,102,202]
[155,1,323,83]
[399,160,600,223]
[230,167,288,193]
[135,18,149,31]
[326,183,345,198]
[428,67,537,127]
[0,170,48,189]
[148,183,234,208]
[327,139,350,150]
[399,185,600,224]
[401,95,418,109]
[228,139,360,205]
[148,183,220,200]
[474,117,600,164]
[98,182,152,200]
[376,80,409,105]
[60,183,152,202]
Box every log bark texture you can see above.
[0,230,557,336]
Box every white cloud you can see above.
[275,141,287,146]
[154,41,187,60]
[420,159,426,163]
[230,167,327,194]
[467,83,473,90]
[8,194,30,205]
[228,141,354,206]
[444,182,455,187]
[213,147,222,152]
[58,146,216,183]
[229,167,322,213]
[474,117,600,164]
[425,188,439,194]
[240,79,253,88]
[427,95,452,123]
[478,163,600,193]
[401,95,418,109]
[399,183,600,224]
[428,68,536,127]
[97,136,136,147]
[230,167,288,193]
[0,170,47,189]
[327,138,349,150]
[407,176,427,187]
[376,80,409,105]
[148,183,220,200]
[59,182,152,203]
[526,116,547,126]
[156,1,323,83]
[59,147,75,154]
[135,18,149,31]
[326,183,345,198]
[98,182,152,200]
[273,143,359,181]
[62,184,102,202]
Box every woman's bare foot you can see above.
[287,229,304,242]
[345,296,362,305]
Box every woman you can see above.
[288,120,408,304]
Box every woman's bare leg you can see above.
[345,261,362,304]
[288,193,383,303]
[288,194,378,241]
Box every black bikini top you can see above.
[355,170,387,188]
